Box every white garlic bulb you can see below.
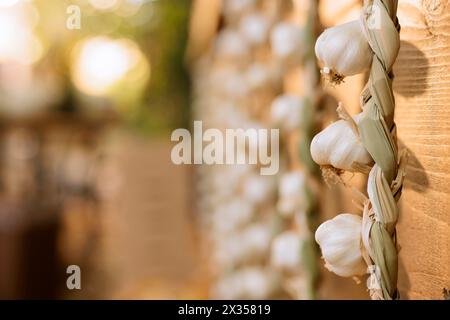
[310,114,373,172]
[213,267,280,299]
[270,95,305,131]
[315,20,373,83]
[222,0,257,17]
[211,68,249,99]
[277,171,309,217]
[270,22,305,60]
[215,29,250,62]
[212,197,254,234]
[315,213,366,277]
[245,63,272,90]
[239,13,270,45]
[241,224,273,258]
[270,231,302,271]
[214,223,271,267]
[243,174,275,205]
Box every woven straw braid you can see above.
[358,0,406,300]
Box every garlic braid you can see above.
[297,0,321,300]
[358,0,404,300]
[313,0,406,300]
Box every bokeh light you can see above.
[71,36,150,97]
[89,0,120,11]
[0,0,20,8]
[0,2,43,65]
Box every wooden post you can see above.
[394,0,450,300]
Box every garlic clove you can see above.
[315,213,366,277]
[315,20,373,84]
[310,114,373,172]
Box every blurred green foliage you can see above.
[32,0,192,135]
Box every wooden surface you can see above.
[394,0,450,300]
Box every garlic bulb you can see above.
[243,174,276,205]
[211,68,249,99]
[277,171,309,217]
[271,22,304,60]
[310,114,373,172]
[222,0,257,17]
[212,197,254,234]
[213,267,280,299]
[239,13,270,46]
[315,20,372,84]
[270,231,302,271]
[215,29,250,63]
[315,213,366,277]
[215,223,271,267]
[245,63,272,90]
[239,224,273,262]
[271,95,305,131]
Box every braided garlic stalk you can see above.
[269,0,322,300]
[311,0,406,300]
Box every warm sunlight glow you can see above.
[71,37,149,96]
[0,3,43,65]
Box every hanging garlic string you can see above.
[269,0,322,300]
[311,0,404,300]
[295,0,321,300]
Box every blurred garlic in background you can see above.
[270,22,305,61]
[277,171,309,217]
[214,29,251,66]
[239,13,270,46]
[213,267,281,299]
[271,231,302,271]
[270,94,305,131]
[242,174,276,206]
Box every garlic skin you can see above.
[310,114,373,171]
[315,20,372,78]
[270,95,305,131]
[315,213,366,277]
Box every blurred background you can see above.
[0,0,196,299]
[0,0,373,299]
